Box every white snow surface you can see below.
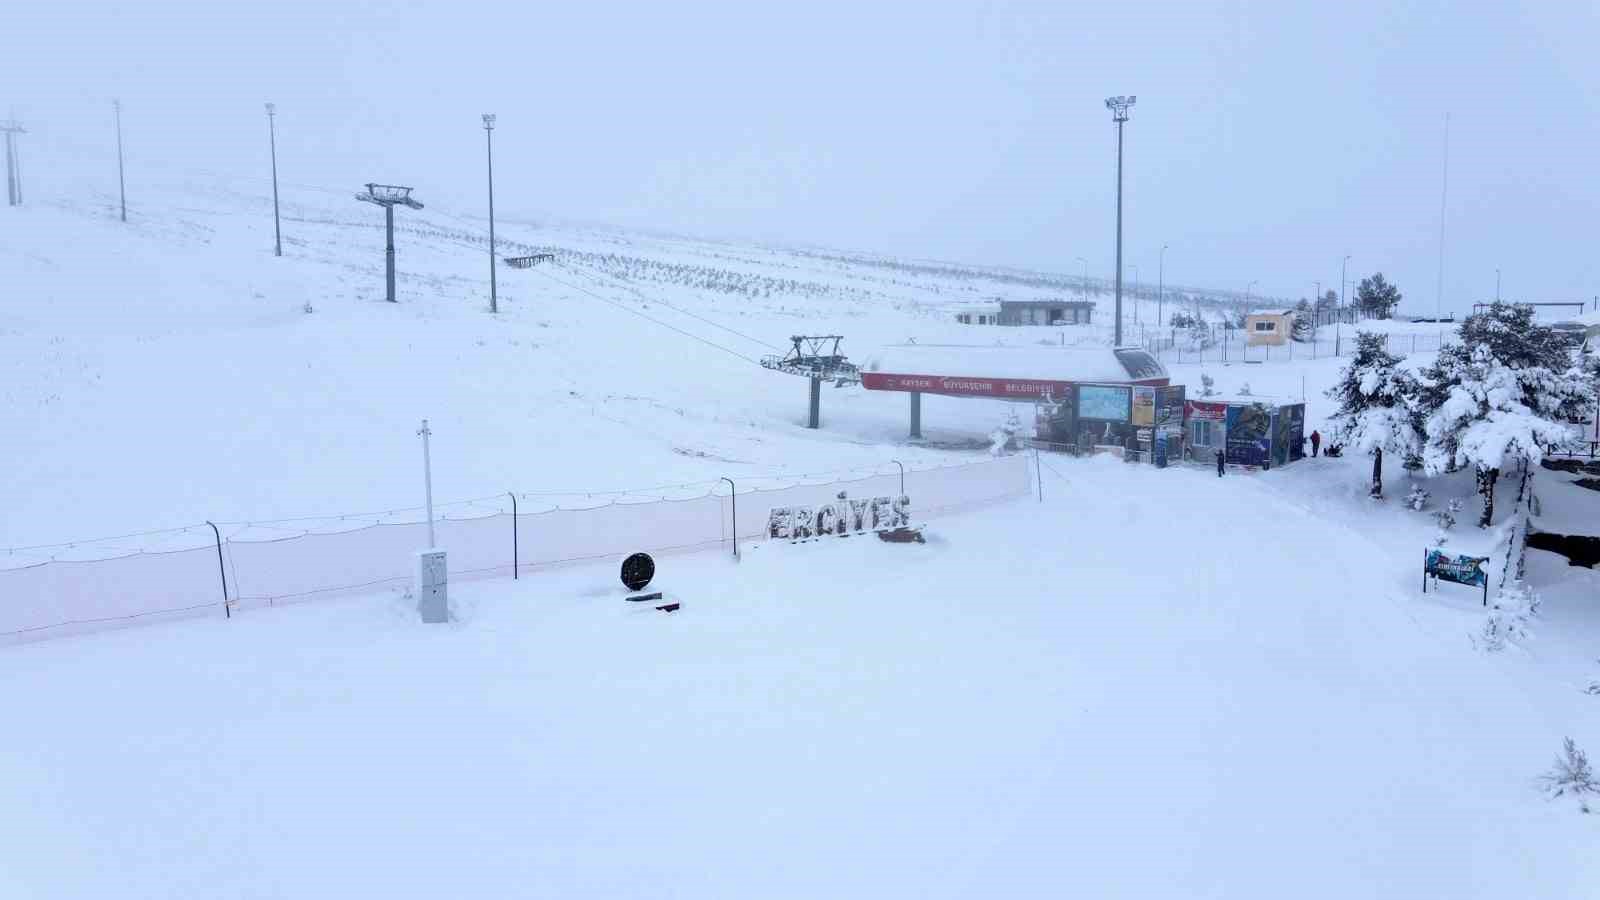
[4,162,1600,897]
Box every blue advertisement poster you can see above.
[1077,385,1131,422]
[1225,403,1271,466]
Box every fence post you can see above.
[720,477,739,561]
[206,520,229,619]
[508,492,518,579]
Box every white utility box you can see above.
[417,549,449,623]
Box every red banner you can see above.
[863,372,1164,398]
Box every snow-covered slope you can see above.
[1,165,1171,552]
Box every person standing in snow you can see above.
[1310,430,1322,457]
[1215,448,1225,477]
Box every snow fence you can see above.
[0,455,1031,645]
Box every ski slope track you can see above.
[2,162,1597,897]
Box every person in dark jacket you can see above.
[1215,448,1225,477]
[1310,430,1322,457]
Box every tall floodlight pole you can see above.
[2,117,26,207]
[355,183,425,303]
[1339,254,1350,355]
[483,113,498,314]
[1436,112,1450,323]
[1075,256,1088,303]
[114,100,126,222]
[266,103,282,257]
[1105,95,1136,347]
[1157,243,1168,327]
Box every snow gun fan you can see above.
[758,335,861,430]
[620,552,676,612]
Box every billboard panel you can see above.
[1225,402,1272,466]
[1077,385,1131,422]
[1132,386,1156,426]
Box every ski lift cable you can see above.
[529,266,765,367]
[553,260,785,352]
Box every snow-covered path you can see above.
[2,455,1591,898]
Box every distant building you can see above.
[1244,311,1295,346]
[953,304,1001,325]
[996,299,1095,326]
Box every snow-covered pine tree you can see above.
[1290,299,1313,342]
[1324,332,1422,498]
[1418,303,1590,526]
[1354,273,1402,320]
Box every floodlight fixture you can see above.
[355,183,425,302]
[1105,95,1136,122]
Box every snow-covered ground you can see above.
[2,455,1596,898]
[4,160,1599,897]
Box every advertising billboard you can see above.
[1077,384,1131,422]
[1225,403,1272,466]
[1132,386,1156,426]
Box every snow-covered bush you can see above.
[1199,374,1216,397]
[1238,382,1252,397]
[1434,498,1462,531]
[1540,738,1598,811]
[1406,485,1430,511]
[1476,580,1540,652]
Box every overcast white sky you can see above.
[7,0,1598,312]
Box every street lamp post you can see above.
[1131,265,1140,326]
[266,103,282,257]
[114,100,126,222]
[1313,280,1322,358]
[1157,243,1168,327]
[483,113,498,314]
[1104,95,1136,347]
[1075,256,1088,304]
[1339,254,1350,356]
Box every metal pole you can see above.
[206,521,230,618]
[1436,112,1449,323]
[114,100,126,223]
[720,477,739,560]
[1339,255,1350,356]
[891,459,904,497]
[267,103,282,257]
[385,205,397,303]
[4,130,13,206]
[808,376,821,428]
[1158,243,1167,327]
[508,491,518,579]
[1076,256,1088,304]
[1495,268,1500,302]
[909,391,923,439]
[484,114,498,314]
[419,419,436,548]
[1114,116,1125,347]
[1132,265,1140,325]
[1035,447,1043,502]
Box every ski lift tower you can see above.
[759,335,861,429]
[355,183,424,303]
